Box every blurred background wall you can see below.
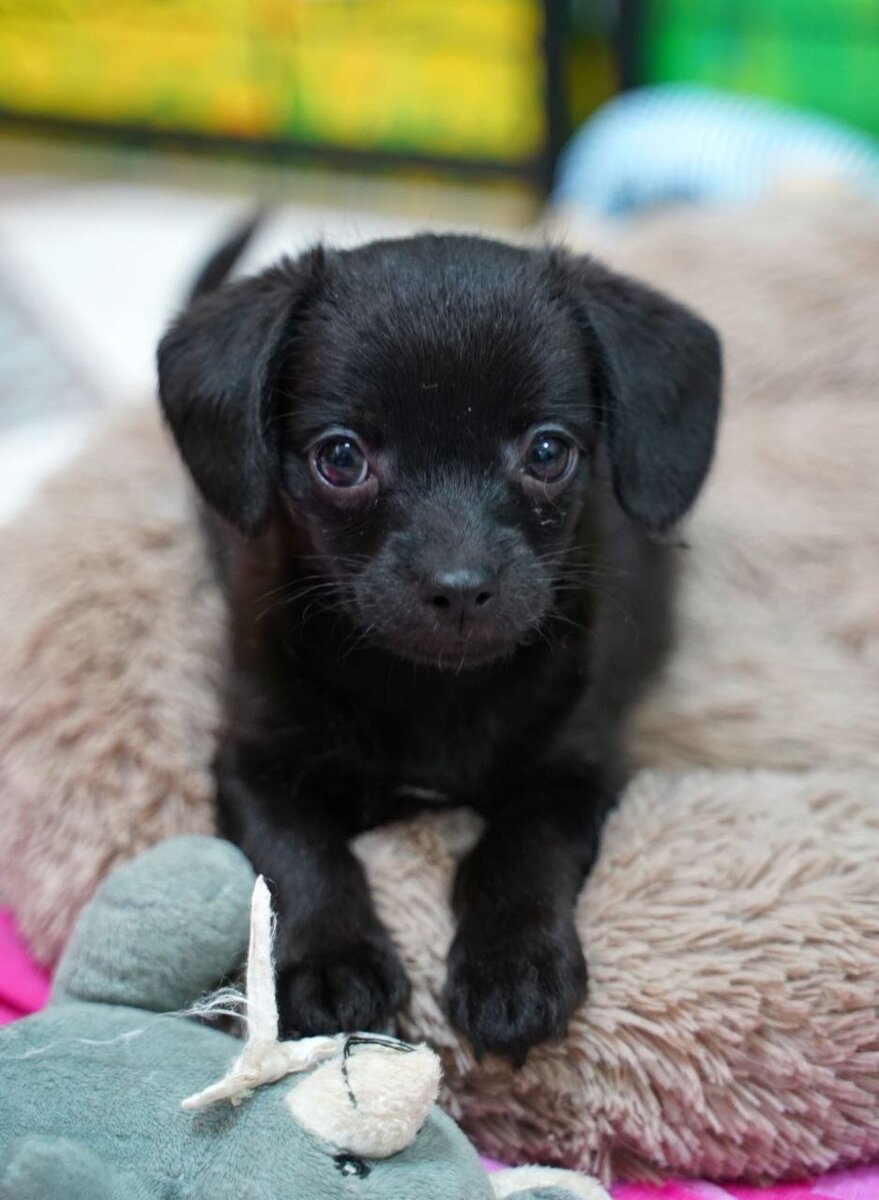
[0,1,876,191]
[0,0,876,517]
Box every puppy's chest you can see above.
[386,701,506,801]
[347,664,579,808]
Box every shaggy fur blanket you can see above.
[1,193,877,1183]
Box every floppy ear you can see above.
[554,252,722,531]
[156,250,324,535]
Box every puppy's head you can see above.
[158,234,720,669]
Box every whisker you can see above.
[256,579,343,624]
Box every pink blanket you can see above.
[0,908,49,1022]
[2,908,875,1198]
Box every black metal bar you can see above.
[614,0,644,91]
[541,0,571,194]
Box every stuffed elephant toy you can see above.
[0,836,607,1200]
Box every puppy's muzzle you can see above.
[419,567,497,629]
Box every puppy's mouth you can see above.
[375,631,517,672]
[349,567,552,672]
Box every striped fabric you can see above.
[554,84,879,218]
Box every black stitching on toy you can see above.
[340,1034,417,1109]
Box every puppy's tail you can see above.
[188,207,267,301]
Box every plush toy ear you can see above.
[491,1165,610,1200]
[553,251,722,531]
[53,836,255,1013]
[157,249,324,536]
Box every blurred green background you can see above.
[638,0,878,138]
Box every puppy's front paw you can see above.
[445,916,586,1066]
[278,938,410,1037]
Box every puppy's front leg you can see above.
[216,742,409,1037]
[446,763,615,1064]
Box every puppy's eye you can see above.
[334,1154,371,1178]
[312,437,369,489]
[523,430,577,486]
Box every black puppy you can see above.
[158,229,721,1063]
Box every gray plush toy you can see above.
[0,836,607,1200]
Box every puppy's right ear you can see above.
[157,250,324,536]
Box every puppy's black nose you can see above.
[421,568,496,625]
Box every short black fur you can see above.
[158,229,721,1064]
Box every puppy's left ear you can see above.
[157,250,324,536]
[553,252,722,531]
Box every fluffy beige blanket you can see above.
[1,193,877,1182]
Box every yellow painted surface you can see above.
[0,0,547,161]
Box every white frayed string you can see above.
[180,984,247,1024]
[181,876,339,1110]
[244,875,279,1047]
[12,1029,147,1061]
